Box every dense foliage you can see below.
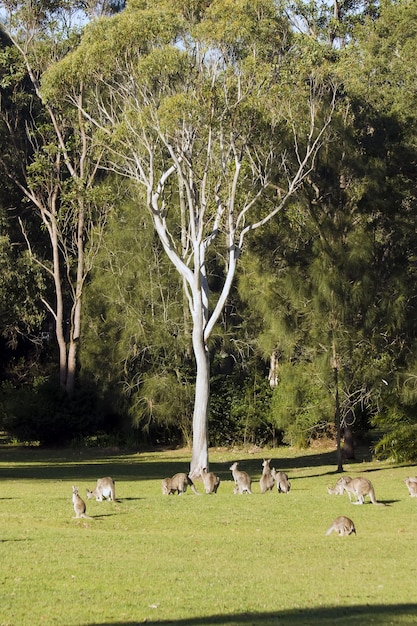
[1,0,417,462]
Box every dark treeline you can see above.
[1,0,417,464]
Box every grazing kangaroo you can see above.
[271,468,291,493]
[229,462,252,494]
[72,486,93,520]
[340,476,385,505]
[86,477,116,501]
[404,477,417,497]
[327,476,352,498]
[161,473,199,495]
[200,467,220,494]
[326,516,356,536]
[260,459,275,494]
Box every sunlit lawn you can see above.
[0,443,417,625]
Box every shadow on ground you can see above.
[0,444,414,483]
[86,603,417,625]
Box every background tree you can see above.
[0,0,122,395]
[239,0,417,465]
[45,0,337,471]
[341,0,417,460]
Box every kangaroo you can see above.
[229,462,252,494]
[161,473,199,495]
[200,467,220,494]
[72,486,93,520]
[326,516,356,536]
[260,459,275,494]
[339,476,385,505]
[271,468,290,493]
[86,477,116,501]
[327,476,352,499]
[404,477,417,497]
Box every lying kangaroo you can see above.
[229,462,252,494]
[72,486,93,520]
[326,515,356,536]
[271,468,290,493]
[327,476,352,498]
[86,477,116,501]
[404,477,417,497]
[200,467,220,494]
[339,476,385,505]
[260,459,275,494]
[161,473,199,495]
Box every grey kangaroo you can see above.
[86,477,116,501]
[326,516,356,536]
[200,467,220,494]
[260,459,275,494]
[404,477,417,497]
[271,468,291,493]
[72,486,93,520]
[339,476,385,505]
[327,476,352,498]
[161,473,199,495]
[229,462,252,494]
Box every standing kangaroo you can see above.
[72,486,93,520]
[200,467,220,494]
[404,477,417,497]
[271,468,291,493]
[229,462,252,494]
[340,476,385,505]
[326,516,356,536]
[327,476,352,498]
[161,473,199,495]
[260,459,275,494]
[86,477,116,501]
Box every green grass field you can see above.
[0,443,417,625]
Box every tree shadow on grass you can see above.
[0,443,413,484]
[86,603,417,625]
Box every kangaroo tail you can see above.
[370,488,386,506]
[188,478,202,495]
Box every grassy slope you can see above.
[0,444,417,625]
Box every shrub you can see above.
[0,379,102,445]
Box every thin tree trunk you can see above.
[66,197,85,396]
[190,335,210,476]
[334,366,343,472]
[66,337,77,397]
[49,216,68,391]
[332,341,343,472]
[189,265,210,476]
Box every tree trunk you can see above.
[190,337,210,476]
[332,341,343,472]
[65,198,85,396]
[49,218,68,391]
[334,366,343,472]
[268,348,280,388]
[189,272,210,476]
